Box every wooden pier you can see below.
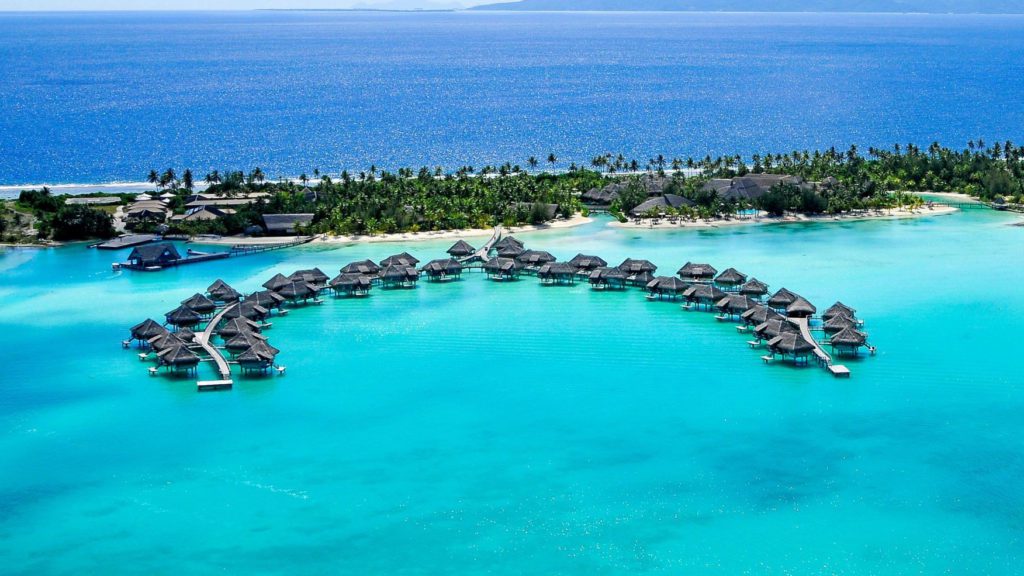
[461,227,502,263]
[195,304,233,383]
[790,317,850,377]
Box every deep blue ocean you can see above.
[2,10,1024,186]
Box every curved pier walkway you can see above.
[790,317,850,377]
[196,303,234,380]
[463,227,502,263]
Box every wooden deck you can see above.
[94,234,158,250]
[790,316,851,377]
[461,227,502,263]
[195,303,234,381]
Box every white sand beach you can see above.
[609,205,959,231]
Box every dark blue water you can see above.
[2,10,1023,185]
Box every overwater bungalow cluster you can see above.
[127,232,873,386]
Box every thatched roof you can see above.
[631,271,656,285]
[330,273,374,289]
[714,267,747,285]
[218,317,261,338]
[181,293,216,314]
[786,297,817,317]
[207,279,241,302]
[379,265,419,282]
[768,332,816,355]
[495,243,526,258]
[567,253,607,270]
[447,240,476,257]
[754,318,800,340]
[517,250,556,266]
[767,287,800,308]
[247,290,285,309]
[538,262,576,279]
[277,281,317,301]
[131,318,168,340]
[289,268,330,285]
[716,294,757,313]
[483,257,522,274]
[236,341,280,365]
[421,258,463,276]
[158,345,200,366]
[617,258,657,274]
[338,261,379,278]
[683,283,727,302]
[677,262,718,280]
[823,301,857,321]
[148,331,189,351]
[741,305,783,325]
[494,236,524,251]
[823,314,856,333]
[380,252,420,267]
[225,331,268,351]
[223,301,269,320]
[589,267,628,283]
[165,305,201,326]
[830,327,867,347]
[262,273,291,292]
[740,278,770,296]
[647,276,689,293]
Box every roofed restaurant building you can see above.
[127,243,180,270]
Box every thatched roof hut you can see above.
[222,301,269,321]
[181,293,217,315]
[830,327,867,348]
[380,252,420,267]
[329,273,373,295]
[148,331,190,352]
[741,304,783,326]
[218,317,261,339]
[677,262,718,282]
[495,244,525,258]
[517,250,557,267]
[767,287,800,310]
[786,297,817,318]
[767,332,816,356]
[823,302,857,321]
[207,279,241,303]
[289,268,330,286]
[165,305,202,328]
[247,290,285,310]
[225,331,268,352]
[340,260,381,276]
[714,267,748,287]
[277,281,318,302]
[157,344,200,368]
[684,283,727,304]
[716,294,757,314]
[618,258,658,274]
[740,278,770,297]
[823,314,856,334]
[421,258,463,280]
[447,240,476,257]
[588,267,628,289]
[646,276,689,297]
[538,262,577,284]
[493,236,524,251]
[483,257,522,280]
[262,273,291,292]
[567,254,607,271]
[379,265,419,287]
[130,318,168,341]
[754,318,799,340]
[236,341,280,368]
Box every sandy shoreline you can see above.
[609,205,959,231]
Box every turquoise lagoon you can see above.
[1,210,1023,574]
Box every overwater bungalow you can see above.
[716,294,757,317]
[830,327,868,357]
[276,281,319,304]
[493,236,524,253]
[446,240,476,258]
[823,314,856,334]
[165,305,202,330]
[741,304,783,326]
[224,300,271,321]
[181,293,217,317]
[236,341,280,374]
[127,243,180,270]
[646,276,689,299]
[517,250,557,268]
[247,290,286,311]
[379,265,419,289]
[495,243,526,258]
[683,284,727,310]
[218,317,262,339]
[289,268,330,288]
[483,257,522,281]
[714,268,748,290]
[421,259,463,282]
[567,254,607,273]
[588,267,628,290]
[537,262,577,285]
[786,297,817,319]
[754,318,800,341]
[823,302,858,322]
[340,260,382,276]
[380,252,420,268]
[677,262,718,283]
[207,279,241,303]
[261,273,290,292]
[156,344,201,374]
[224,331,268,354]
[148,330,191,352]
[329,273,373,297]
[130,318,169,346]
[766,332,816,365]
[740,278,770,299]
[618,259,658,286]
[767,287,800,311]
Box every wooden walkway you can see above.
[226,236,316,256]
[195,303,233,381]
[461,227,502,263]
[789,316,850,376]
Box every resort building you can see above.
[127,244,180,269]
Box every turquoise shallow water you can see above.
[1,211,1023,574]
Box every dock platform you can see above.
[95,234,158,250]
[197,380,233,391]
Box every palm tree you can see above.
[147,169,158,187]
[528,156,538,171]
[251,167,265,185]
[182,169,194,191]
[547,153,557,172]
